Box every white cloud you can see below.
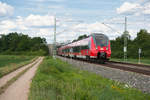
[0,14,57,43]
[117,2,141,14]
[30,0,65,2]
[1,13,148,43]
[25,14,54,27]
[72,22,115,35]
[0,14,123,43]
[117,1,150,15]
[143,3,150,14]
[0,2,14,17]
[65,22,121,41]
[0,20,16,29]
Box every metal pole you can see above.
[53,16,56,59]
[124,16,127,62]
[138,48,141,64]
[139,52,141,64]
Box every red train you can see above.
[58,33,111,63]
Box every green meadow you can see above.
[111,58,150,65]
[29,57,150,100]
[0,55,35,77]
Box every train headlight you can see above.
[101,48,103,50]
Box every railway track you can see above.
[60,56,150,76]
[104,61,150,76]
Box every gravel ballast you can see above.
[57,56,150,93]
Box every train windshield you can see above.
[93,34,108,47]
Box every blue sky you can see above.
[4,0,120,20]
[0,0,150,43]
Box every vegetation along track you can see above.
[60,56,150,76]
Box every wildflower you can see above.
[111,85,124,93]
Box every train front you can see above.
[92,33,111,61]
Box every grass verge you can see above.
[111,58,150,65]
[29,57,150,100]
[0,55,34,67]
[0,56,37,78]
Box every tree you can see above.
[111,29,150,58]
[0,32,49,55]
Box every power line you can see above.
[102,23,121,34]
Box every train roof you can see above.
[91,33,108,37]
[59,33,108,49]
[68,37,90,47]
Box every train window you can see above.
[73,47,77,52]
[85,45,89,49]
[63,48,69,53]
[73,46,80,52]
[77,46,80,52]
[88,41,91,49]
[70,48,73,52]
[81,45,89,50]
[66,48,69,53]
[93,35,108,47]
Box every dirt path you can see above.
[0,57,44,100]
[0,57,40,88]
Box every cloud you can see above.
[0,14,57,43]
[72,22,116,34]
[1,13,148,43]
[117,2,141,14]
[63,22,121,41]
[0,2,14,17]
[117,1,150,15]
[0,14,124,43]
[143,3,150,14]
[25,14,55,27]
[0,20,16,30]
[30,0,65,2]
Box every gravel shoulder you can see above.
[0,57,44,100]
[58,56,150,93]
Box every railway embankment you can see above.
[28,56,150,100]
[57,56,150,93]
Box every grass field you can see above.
[0,55,34,68]
[111,58,150,65]
[0,55,35,77]
[29,57,150,100]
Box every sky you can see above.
[0,0,150,43]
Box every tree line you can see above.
[0,32,49,55]
[111,29,150,59]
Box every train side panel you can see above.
[57,33,111,62]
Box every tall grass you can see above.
[0,55,36,77]
[29,57,150,100]
[111,58,150,65]
[0,55,34,67]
